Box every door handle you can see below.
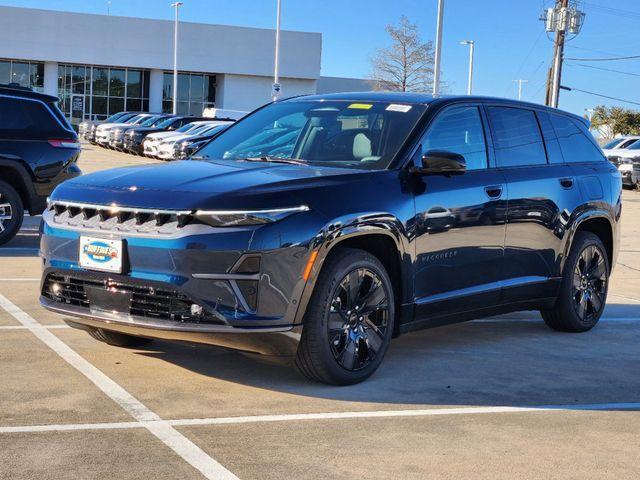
[559,177,574,189]
[484,185,503,199]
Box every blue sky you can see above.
[2,0,640,116]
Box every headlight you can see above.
[194,206,309,227]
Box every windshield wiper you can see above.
[190,154,211,160]
[241,156,308,166]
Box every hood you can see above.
[160,133,192,144]
[607,148,640,158]
[97,122,133,131]
[147,131,183,141]
[51,159,372,211]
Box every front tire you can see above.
[541,231,610,332]
[0,180,24,246]
[87,327,153,348]
[295,248,395,385]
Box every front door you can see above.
[412,105,507,321]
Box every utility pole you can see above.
[272,0,282,101]
[542,0,585,107]
[513,79,529,100]
[171,2,183,115]
[432,0,444,96]
[460,40,474,95]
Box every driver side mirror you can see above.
[416,150,466,175]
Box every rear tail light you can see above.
[48,139,81,149]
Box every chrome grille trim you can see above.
[47,200,196,235]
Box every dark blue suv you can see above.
[39,93,622,385]
[0,85,81,245]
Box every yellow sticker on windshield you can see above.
[347,103,373,110]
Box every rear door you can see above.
[486,106,583,302]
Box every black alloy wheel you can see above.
[0,180,24,246]
[541,231,609,332]
[571,244,607,323]
[296,248,395,385]
[327,268,390,371]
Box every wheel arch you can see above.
[563,212,614,274]
[292,216,412,336]
[0,159,37,213]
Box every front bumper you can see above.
[40,207,314,357]
[41,296,301,357]
[123,137,143,153]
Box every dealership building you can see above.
[0,6,369,123]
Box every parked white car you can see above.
[156,122,232,160]
[142,121,216,157]
[606,140,640,189]
[602,136,640,157]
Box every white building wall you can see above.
[148,70,164,113]
[0,6,321,80]
[217,74,317,112]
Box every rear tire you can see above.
[541,231,609,332]
[87,328,153,348]
[295,248,395,385]
[0,180,24,247]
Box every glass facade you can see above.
[0,58,44,92]
[58,64,151,121]
[162,72,216,115]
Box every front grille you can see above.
[42,273,223,324]
[47,201,202,235]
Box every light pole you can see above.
[513,79,528,100]
[459,40,474,95]
[272,0,282,101]
[171,2,183,115]
[432,0,444,96]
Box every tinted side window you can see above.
[0,96,66,139]
[488,107,547,167]
[550,114,606,163]
[422,106,487,170]
[536,111,565,164]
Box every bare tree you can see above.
[369,16,435,92]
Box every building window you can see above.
[58,64,151,121]
[162,72,216,115]
[0,58,45,92]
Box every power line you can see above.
[564,54,640,61]
[561,86,640,106]
[583,2,640,19]
[565,62,640,77]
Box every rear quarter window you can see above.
[0,96,71,139]
[549,113,605,163]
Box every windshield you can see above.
[126,115,145,124]
[105,112,126,122]
[195,100,426,169]
[141,115,166,127]
[177,122,206,133]
[156,117,181,128]
[602,139,623,149]
[627,140,640,150]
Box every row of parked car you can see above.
[602,135,640,189]
[79,111,244,161]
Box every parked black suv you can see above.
[0,85,81,245]
[40,93,621,385]
[122,116,209,155]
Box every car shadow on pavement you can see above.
[134,302,640,409]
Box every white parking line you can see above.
[0,325,70,330]
[0,278,40,282]
[0,293,239,480]
[2,402,639,434]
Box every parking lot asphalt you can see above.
[0,144,639,479]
